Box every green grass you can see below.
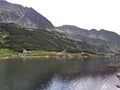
[0,49,97,59]
[0,49,57,57]
[21,50,57,56]
[0,49,58,57]
[0,49,17,57]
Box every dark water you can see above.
[0,58,120,90]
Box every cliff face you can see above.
[0,0,54,29]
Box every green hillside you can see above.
[0,23,96,53]
[58,25,120,53]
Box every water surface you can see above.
[0,58,120,90]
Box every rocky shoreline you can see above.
[0,55,52,60]
[0,53,119,60]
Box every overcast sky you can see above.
[6,0,120,34]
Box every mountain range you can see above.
[0,0,120,54]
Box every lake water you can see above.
[0,58,120,90]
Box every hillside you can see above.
[0,0,54,29]
[0,23,96,53]
[58,25,120,53]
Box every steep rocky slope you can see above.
[0,0,54,29]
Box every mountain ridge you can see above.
[0,0,54,29]
[57,25,120,53]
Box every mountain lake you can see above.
[0,57,120,90]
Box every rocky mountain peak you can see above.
[0,0,54,29]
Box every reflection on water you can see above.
[44,74,120,90]
[0,58,119,90]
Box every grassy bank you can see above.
[0,49,58,57]
[0,49,111,60]
[20,50,57,56]
[0,49,17,57]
